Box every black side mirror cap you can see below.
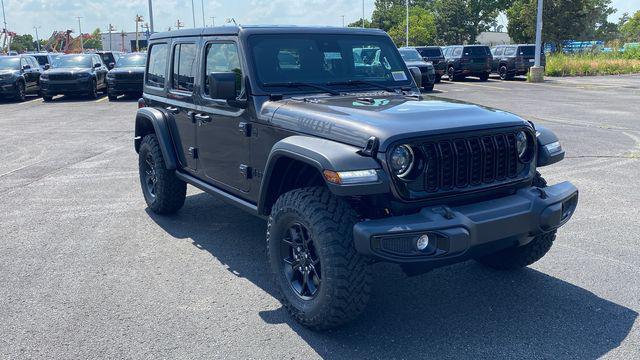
[408,67,422,88]
[22,64,31,70]
[208,72,238,100]
[43,64,50,70]
[94,63,102,68]
[109,62,115,69]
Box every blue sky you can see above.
[2,0,639,39]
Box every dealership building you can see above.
[100,31,150,52]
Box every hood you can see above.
[0,69,19,76]
[109,67,145,75]
[404,60,431,68]
[270,94,529,151]
[45,67,92,75]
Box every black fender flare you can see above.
[134,107,179,170]
[257,136,389,215]
[536,125,565,167]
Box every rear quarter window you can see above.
[146,43,168,88]
[463,46,491,56]
[504,47,517,56]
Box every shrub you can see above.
[545,51,640,76]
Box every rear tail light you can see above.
[137,98,146,109]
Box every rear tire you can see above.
[42,95,53,102]
[138,134,186,214]
[435,74,442,83]
[479,72,490,81]
[108,93,118,101]
[423,83,434,92]
[447,66,457,81]
[476,172,555,270]
[499,65,514,80]
[267,187,372,330]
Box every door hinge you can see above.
[239,164,252,179]
[188,147,199,159]
[238,122,252,137]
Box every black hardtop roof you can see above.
[149,25,387,40]
[495,44,536,47]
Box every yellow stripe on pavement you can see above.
[95,96,109,103]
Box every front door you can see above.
[196,39,251,193]
[168,41,200,171]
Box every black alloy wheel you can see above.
[448,66,456,81]
[280,222,322,300]
[15,81,26,102]
[142,152,158,200]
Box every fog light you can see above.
[416,235,431,251]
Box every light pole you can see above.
[341,15,345,27]
[108,24,116,51]
[362,0,365,28]
[405,0,409,47]
[76,16,84,52]
[135,14,144,52]
[34,26,41,52]
[2,0,9,53]
[191,0,196,28]
[148,0,154,33]
[210,17,215,27]
[530,0,544,82]
[201,0,206,27]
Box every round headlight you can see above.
[516,131,529,159]
[390,145,414,177]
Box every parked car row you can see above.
[0,51,146,102]
[405,44,544,82]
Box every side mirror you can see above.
[22,64,31,70]
[94,63,102,68]
[208,72,238,100]
[108,62,115,69]
[43,64,50,70]
[408,67,422,88]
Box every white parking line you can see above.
[95,96,109,103]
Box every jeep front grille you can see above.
[392,128,534,199]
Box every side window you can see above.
[172,43,197,92]
[453,47,462,57]
[504,47,516,56]
[203,42,242,97]
[29,57,39,68]
[93,55,102,66]
[495,47,504,56]
[146,43,168,88]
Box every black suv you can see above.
[442,45,492,81]
[398,47,435,91]
[107,52,147,101]
[95,51,122,70]
[135,26,577,330]
[412,46,446,82]
[32,53,60,70]
[40,54,109,101]
[491,44,546,80]
[0,55,42,101]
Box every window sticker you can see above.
[392,71,408,81]
[324,52,343,60]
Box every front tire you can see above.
[476,172,555,270]
[108,93,118,101]
[423,83,434,92]
[42,95,53,102]
[88,79,98,99]
[138,134,186,214]
[267,187,372,330]
[15,81,26,102]
[478,72,490,81]
[499,65,514,80]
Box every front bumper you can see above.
[353,182,578,265]
[108,80,143,93]
[0,82,17,96]
[41,79,91,95]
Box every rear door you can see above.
[168,40,200,172]
[196,38,252,194]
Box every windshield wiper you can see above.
[325,79,405,93]
[262,82,341,95]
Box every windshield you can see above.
[463,46,491,57]
[0,57,21,70]
[399,49,423,61]
[248,34,412,92]
[417,47,442,57]
[116,54,146,67]
[54,55,92,68]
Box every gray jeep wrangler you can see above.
[134,26,578,330]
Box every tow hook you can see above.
[433,206,455,220]
[535,187,548,199]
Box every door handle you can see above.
[194,113,211,123]
[165,106,179,114]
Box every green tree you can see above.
[433,0,511,45]
[9,34,35,53]
[83,28,103,50]
[388,6,437,46]
[506,0,617,46]
[347,19,374,28]
[620,11,640,42]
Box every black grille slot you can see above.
[412,129,528,196]
[49,73,75,81]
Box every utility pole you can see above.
[120,30,126,52]
[191,0,196,28]
[201,0,206,27]
[34,26,41,52]
[529,0,544,82]
[135,14,144,52]
[176,20,184,30]
[405,0,409,47]
[76,16,84,52]
[362,0,365,28]
[210,17,215,27]
[341,15,345,27]
[148,0,154,33]
[108,24,116,51]
[1,0,7,53]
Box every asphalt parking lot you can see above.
[1,75,639,359]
